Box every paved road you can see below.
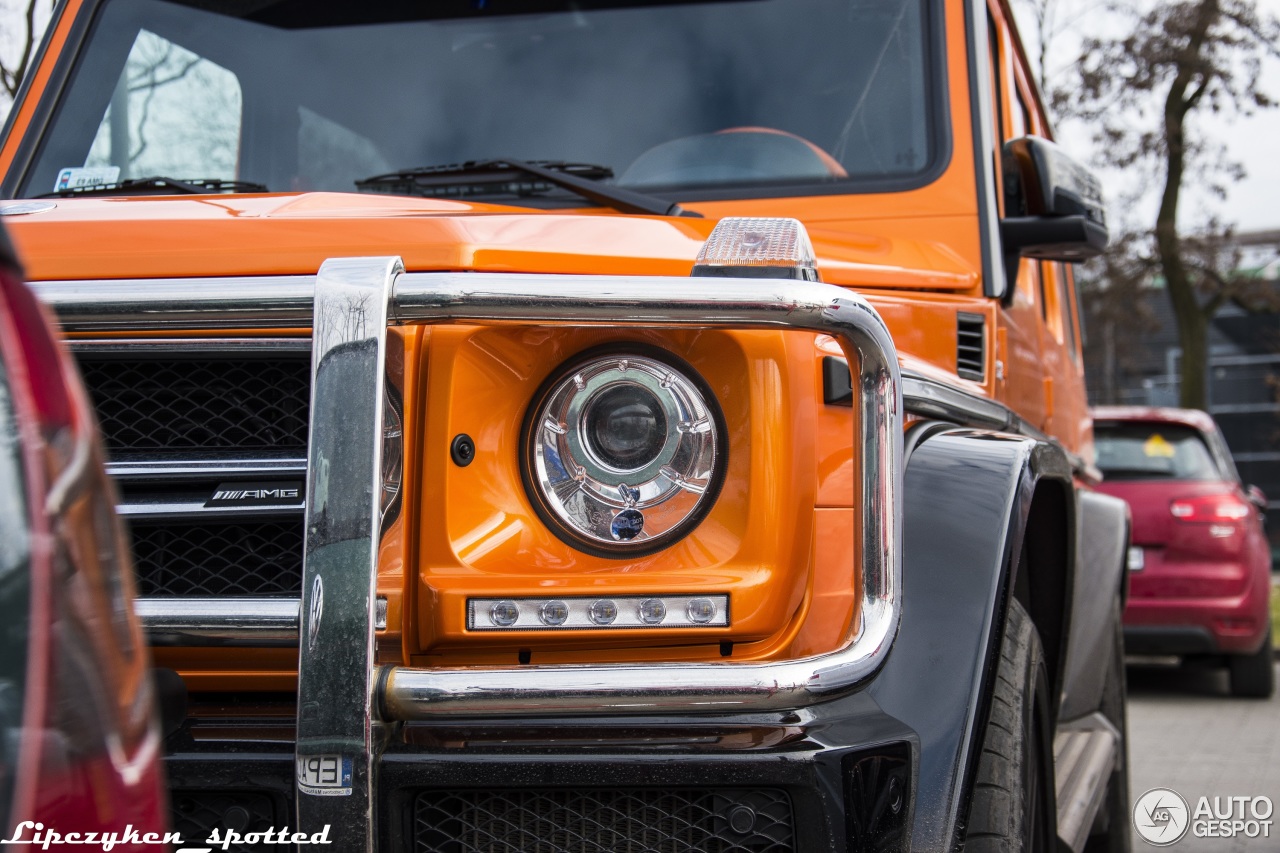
[1126,661,1280,851]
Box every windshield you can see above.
[1094,422,1224,482]
[21,0,943,203]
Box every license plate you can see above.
[297,754,352,796]
[1127,546,1145,571]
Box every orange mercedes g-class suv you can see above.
[1,1,1131,850]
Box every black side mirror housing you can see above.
[999,136,1109,269]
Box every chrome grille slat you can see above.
[106,455,308,483]
[35,276,315,332]
[136,597,301,647]
[117,501,305,519]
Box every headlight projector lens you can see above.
[522,346,727,556]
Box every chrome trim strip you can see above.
[902,370,1011,430]
[116,501,304,519]
[377,270,902,718]
[32,276,315,331]
[136,597,299,646]
[106,456,308,481]
[67,337,312,353]
[901,371,1099,483]
[295,257,398,849]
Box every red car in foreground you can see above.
[0,225,170,848]
[1092,406,1274,698]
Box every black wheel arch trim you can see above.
[1059,490,1130,722]
[867,425,1077,853]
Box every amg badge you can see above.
[206,481,305,508]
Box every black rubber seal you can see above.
[450,433,476,467]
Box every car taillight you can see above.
[0,266,72,433]
[1169,494,1251,523]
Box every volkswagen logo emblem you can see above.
[307,575,324,651]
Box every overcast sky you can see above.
[0,0,1277,235]
[1201,0,1280,236]
[1012,0,1280,237]
[1205,75,1280,234]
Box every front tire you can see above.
[965,598,1057,852]
[1228,625,1275,698]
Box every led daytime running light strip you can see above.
[467,594,729,630]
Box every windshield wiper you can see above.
[355,159,699,218]
[39,177,269,198]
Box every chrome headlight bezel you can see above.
[520,344,728,558]
[379,378,404,535]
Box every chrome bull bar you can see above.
[36,259,903,851]
[297,259,902,847]
[378,268,903,717]
[35,265,903,701]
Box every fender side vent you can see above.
[956,313,986,382]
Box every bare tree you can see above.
[1070,0,1280,410]
[1078,228,1160,404]
[0,0,52,106]
[1012,0,1107,122]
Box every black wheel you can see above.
[1228,625,1275,698]
[1084,602,1131,853]
[965,598,1057,853]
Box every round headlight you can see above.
[522,346,727,557]
[584,384,668,471]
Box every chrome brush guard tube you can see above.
[381,268,903,717]
[37,259,903,851]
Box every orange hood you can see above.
[2,192,977,291]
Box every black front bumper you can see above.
[164,692,915,853]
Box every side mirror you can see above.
[999,136,1109,266]
[1246,484,1268,511]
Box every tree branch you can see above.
[127,56,202,94]
[1184,74,1211,109]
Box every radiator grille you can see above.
[412,788,794,853]
[170,790,282,853]
[78,356,310,453]
[131,520,304,597]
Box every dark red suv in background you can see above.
[1092,406,1274,698]
[0,224,169,847]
